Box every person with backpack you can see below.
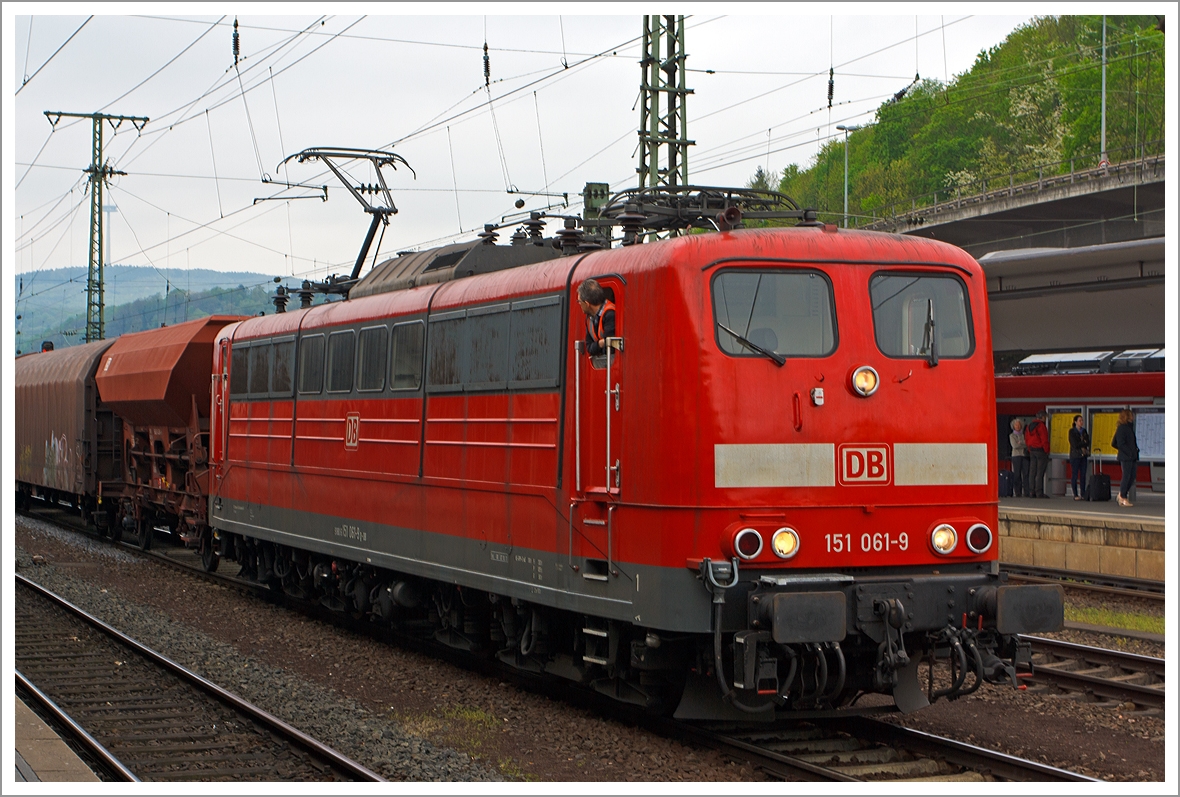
[1024,410,1051,498]
[1112,409,1140,507]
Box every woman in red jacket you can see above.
[1024,410,1051,498]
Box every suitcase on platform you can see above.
[998,469,1015,498]
[1088,458,1111,502]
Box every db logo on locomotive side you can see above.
[839,444,890,485]
[345,413,360,450]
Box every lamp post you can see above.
[835,124,861,227]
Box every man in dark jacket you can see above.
[1024,410,1051,498]
[1068,414,1090,500]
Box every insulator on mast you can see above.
[827,67,834,109]
[233,18,240,67]
[483,42,490,88]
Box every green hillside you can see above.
[15,275,337,354]
[15,265,276,329]
[756,15,1164,223]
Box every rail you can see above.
[1022,636,1165,709]
[16,574,385,782]
[677,716,1099,781]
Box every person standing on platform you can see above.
[1024,410,1051,498]
[1112,409,1139,507]
[1009,418,1029,497]
[1068,414,1090,500]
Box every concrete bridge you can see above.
[858,154,1164,259]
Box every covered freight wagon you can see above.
[94,315,243,552]
[14,339,121,525]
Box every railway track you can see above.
[1022,636,1165,711]
[15,574,384,783]
[1002,563,1164,602]
[13,507,1132,781]
[681,716,1098,781]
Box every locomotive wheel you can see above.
[137,518,154,551]
[201,537,220,573]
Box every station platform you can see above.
[14,696,100,782]
[998,490,1165,581]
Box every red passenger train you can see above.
[199,214,1061,718]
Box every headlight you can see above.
[851,366,879,397]
[734,528,763,560]
[931,524,957,555]
[771,527,800,559]
[966,523,993,554]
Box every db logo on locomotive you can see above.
[839,444,889,485]
[345,413,360,450]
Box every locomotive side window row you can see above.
[229,336,295,399]
[230,296,558,401]
[426,295,562,393]
[294,321,424,397]
[712,270,837,359]
[869,273,973,359]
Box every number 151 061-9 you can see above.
[825,532,909,553]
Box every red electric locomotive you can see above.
[204,190,1063,719]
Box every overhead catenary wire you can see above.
[20,14,1161,285]
[112,15,335,172]
[447,126,463,232]
[100,16,225,113]
[22,16,34,84]
[533,92,550,191]
[205,111,224,218]
[17,15,93,95]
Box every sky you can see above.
[5,3,1048,296]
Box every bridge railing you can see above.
[857,140,1166,230]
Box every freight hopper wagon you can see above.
[94,316,245,558]
[207,222,1064,720]
[15,339,121,526]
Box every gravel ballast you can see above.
[14,513,1165,781]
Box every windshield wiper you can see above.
[718,323,786,367]
[921,298,938,367]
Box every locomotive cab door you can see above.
[574,277,624,497]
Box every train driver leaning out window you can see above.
[577,279,616,356]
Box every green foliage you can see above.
[763,16,1165,225]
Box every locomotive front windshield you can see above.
[712,270,836,359]
[870,273,973,359]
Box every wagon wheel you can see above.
[137,515,154,551]
[200,533,220,573]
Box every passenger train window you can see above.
[230,344,250,396]
[327,331,355,393]
[249,345,271,395]
[712,270,836,359]
[869,273,973,359]
[298,334,325,394]
[272,338,295,396]
[357,326,388,392]
[391,321,424,390]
